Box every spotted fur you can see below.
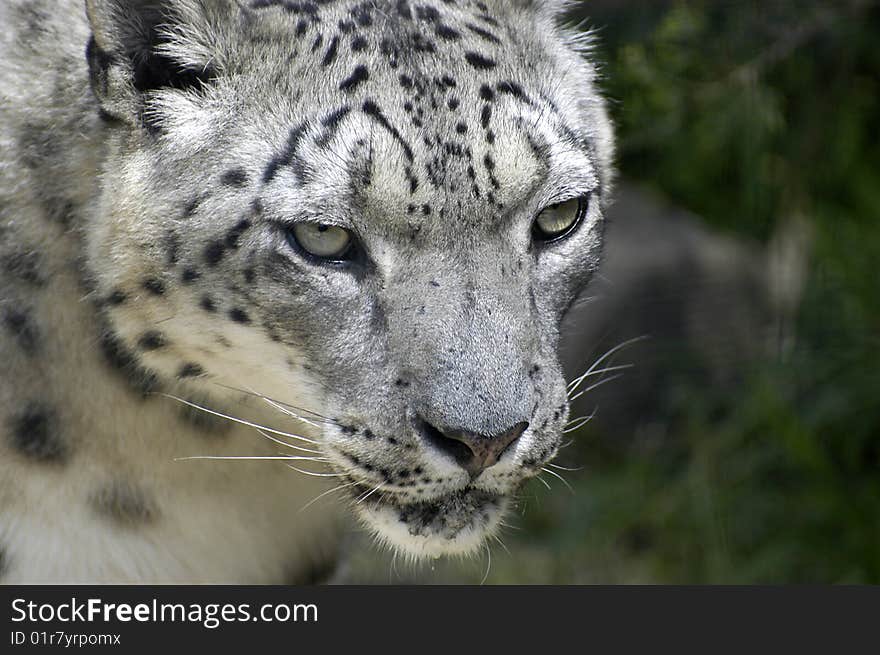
[0,0,613,582]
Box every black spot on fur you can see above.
[263,123,310,183]
[481,105,492,129]
[410,33,437,54]
[98,329,161,394]
[200,296,217,313]
[407,170,420,194]
[183,195,203,218]
[2,307,40,355]
[435,23,460,41]
[90,481,158,527]
[465,52,497,70]
[178,363,204,379]
[204,240,226,266]
[0,545,8,579]
[476,11,499,27]
[340,65,369,93]
[354,6,373,26]
[138,331,167,351]
[182,267,201,283]
[221,168,250,187]
[8,403,67,463]
[3,250,46,286]
[467,23,502,44]
[225,219,252,249]
[416,5,440,21]
[362,100,413,162]
[142,277,166,296]
[229,308,251,325]
[322,36,340,66]
[107,289,128,306]
[497,80,531,104]
[319,106,352,146]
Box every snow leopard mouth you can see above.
[351,485,509,559]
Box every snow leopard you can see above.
[0,0,614,583]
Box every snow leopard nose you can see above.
[419,420,529,479]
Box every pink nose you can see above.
[421,421,529,479]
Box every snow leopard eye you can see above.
[288,223,354,261]
[533,196,589,243]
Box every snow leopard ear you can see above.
[84,0,218,126]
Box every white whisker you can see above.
[285,465,342,478]
[566,336,648,393]
[534,474,552,491]
[549,463,584,472]
[492,534,511,556]
[215,382,340,425]
[568,374,625,403]
[158,393,319,445]
[175,455,327,462]
[300,481,359,512]
[255,428,324,455]
[542,467,574,494]
[260,396,324,429]
[567,364,634,392]
[565,406,598,429]
[356,483,384,505]
[480,542,492,585]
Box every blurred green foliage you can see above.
[514,0,880,583]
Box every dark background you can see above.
[343,0,880,583]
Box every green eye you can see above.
[533,196,588,242]
[288,223,353,261]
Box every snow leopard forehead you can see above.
[122,0,612,241]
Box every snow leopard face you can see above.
[85,0,613,559]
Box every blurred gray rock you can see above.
[560,183,806,444]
